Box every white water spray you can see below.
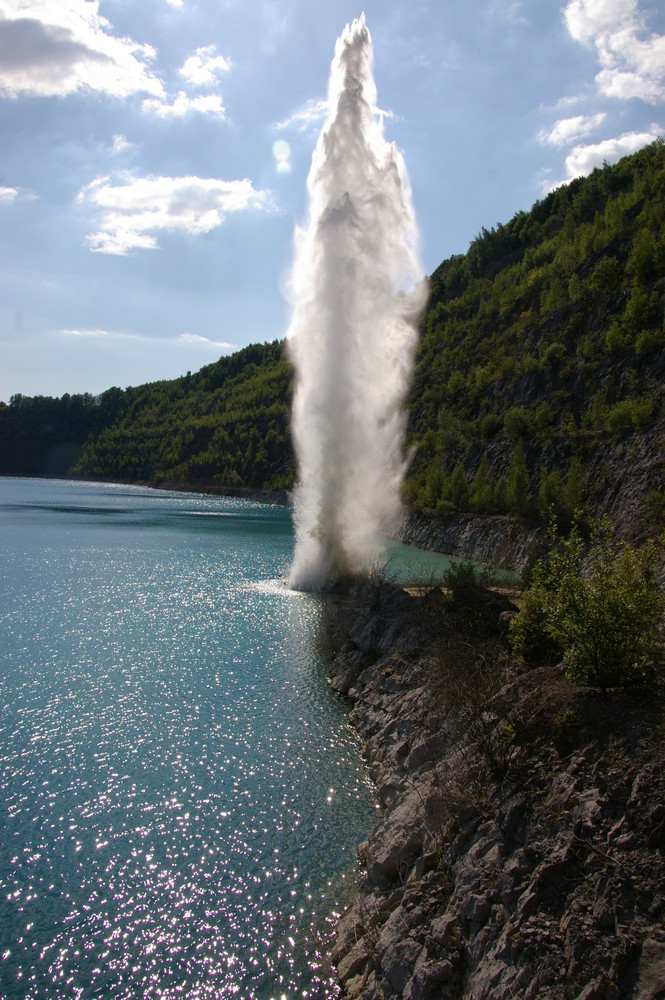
[287,14,426,591]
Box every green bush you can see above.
[605,319,626,354]
[471,457,494,512]
[539,341,566,367]
[449,464,471,510]
[503,406,531,439]
[442,559,492,609]
[538,467,563,520]
[510,517,665,690]
[507,441,532,517]
[589,256,622,296]
[635,328,665,358]
[508,580,562,665]
[605,399,635,436]
[480,413,503,440]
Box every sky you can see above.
[1,0,664,403]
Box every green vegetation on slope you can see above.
[0,341,294,490]
[404,139,665,531]
[73,340,294,489]
[510,515,665,690]
[2,140,665,530]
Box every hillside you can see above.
[2,140,665,539]
[404,139,665,542]
[0,340,294,490]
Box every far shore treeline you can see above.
[2,140,665,539]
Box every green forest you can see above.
[2,139,665,535]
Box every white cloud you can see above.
[563,0,665,103]
[0,0,164,100]
[165,0,184,7]
[564,128,663,176]
[555,95,585,110]
[111,133,134,155]
[77,173,274,255]
[61,327,125,339]
[142,91,226,119]
[177,332,235,350]
[542,127,662,191]
[61,328,234,352]
[538,112,606,147]
[277,98,328,132]
[0,185,19,203]
[179,45,230,87]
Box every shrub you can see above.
[635,328,665,358]
[510,517,665,690]
[589,256,622,296]
[631,395,656,431]
[538,466,563,521]
[507,441,532,517]
[605,399,634,437]
[471,457,494,512]
[449,464,471,510]
[563,458,585,520]
[539,341,566,367]
[605,319,626,354]
[480,413,503,440]
[503,406,531,439]
[623,286,658,337]
[508,579,562,666]
[442,559,492,610]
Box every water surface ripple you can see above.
[0,478,377,999]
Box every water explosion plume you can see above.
[287,14,426,591]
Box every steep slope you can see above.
[404,140,665,541]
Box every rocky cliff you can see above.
[328,583,665,1000]
[398,512,546,574]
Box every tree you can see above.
[511,517,665,690]
[507,441,531,517]
[471,457,493,513]
[563,458,585,521]
[449,464,471,511]
[538,466,563,520]
[589,256,622,297]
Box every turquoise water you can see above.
[0,478,378,1000]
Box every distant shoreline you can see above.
[0,471,292,508]
[1,473,546,573]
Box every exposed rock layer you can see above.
[399,512,546,574]
[329,583,665,1000]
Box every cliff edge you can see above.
[329,583,665,1000]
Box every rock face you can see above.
[398,512,546,573]
[330,583,665,1000]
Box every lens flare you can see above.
[272,139,291,173]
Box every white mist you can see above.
[287,14,426,591]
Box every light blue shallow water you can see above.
[0,478,379,1000]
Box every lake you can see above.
[0,477,382,999]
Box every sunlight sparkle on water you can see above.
[0,478,377,999]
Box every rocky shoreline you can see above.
[327,582,665,999]
[398,512,546,575]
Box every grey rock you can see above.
[465,892,492,925]
[574,975,610,999]
[379,933,422,996]
[330,581,665,1000]
[634,938,665,1000]
[337,941,373,984]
